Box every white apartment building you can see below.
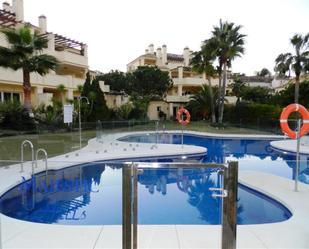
[0,0,88,106]
[127,44,222,120]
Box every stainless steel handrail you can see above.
[35,148,48,178]
[20,140,34,173]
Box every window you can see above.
[157,106,161,112]
[4,92,11,102]
[13,93,20,102]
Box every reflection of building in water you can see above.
[138,167,222,224]
[282,154,309,184]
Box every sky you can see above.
[19,0,309,75]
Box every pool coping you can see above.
[271,139,309,155]
[0,131,309,248]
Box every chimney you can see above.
[2,2,11,12]
[81,44,88,57]
[38,15,47,33]
[183,47,190,66]
[148,44,154,54]
[156,47,162,65]
[12,0,24,22]
[162,44,167,65]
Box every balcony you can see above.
[165,95,191,103]
[0,68,84,89]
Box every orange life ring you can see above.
[176,107,191,125]
[280,104,309,139]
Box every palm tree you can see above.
[0,27,59,113]
[191,39,218,123]
[274,33,309,103]
[211,20,246,124]
[187,85,219,120]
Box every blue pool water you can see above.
[0,134,301,225]
[119,134,309,185]
[0,163,291,225]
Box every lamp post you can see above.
[78,96,89,150]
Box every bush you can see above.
[224,102,282,126]
[0,101,36,130]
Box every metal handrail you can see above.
[20,140,34,173]
[35,148,48,178]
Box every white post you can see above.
[78,96,89,150]
[181,124,184,149]
[155,121,159,145]
[295,119,301,192]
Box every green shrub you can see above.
[224,102,282,126]
[0,101,36,130]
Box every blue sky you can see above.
[22,0,309,75]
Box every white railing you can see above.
[165,95,191,103]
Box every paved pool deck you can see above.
[271,137,309,155]
[0,131,309,249]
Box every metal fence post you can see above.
[222,161,238,249]
[122,165,132,249]
[132,164,138,249]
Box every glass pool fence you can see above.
[0,160,238,249]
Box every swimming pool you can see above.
[1,133,302,226]
[119,133,309,185]
[0,162,291,225]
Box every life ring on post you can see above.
[280,104,309,139]
[176,107,191,125]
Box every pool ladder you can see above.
[20,140,49,177]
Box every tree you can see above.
[231,77,246,103]
[97,70,129,93]
[128,66,173,98]
[242,86,271,103]
[0,27,59,112]
[274,33,309,103]
[187,85,219,120]
[128,66,173,118]
[256,68,272,77]
[81,74,109,121]
[270,80,309,107]
[191,39,218,123]
[211,20,246,124]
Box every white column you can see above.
[178,67,183,79]
[67,89,74,100]
[169,103,173,118]
[47,34,55,52]
[36,86,44,106]
[177,85,183,96]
